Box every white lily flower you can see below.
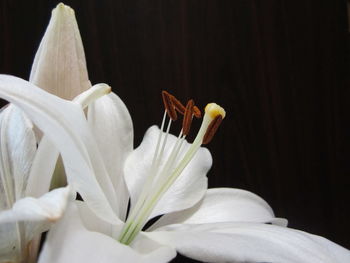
[1,3,347,262]
[32,89,349,262]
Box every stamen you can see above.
[155,118,172,170]
[193,106,201,118]
[150,111,167,169]
[118,98,226,246]
[125,112,170,231]
[156,131,185,187]
[202,115,223,144]
[162,91,177,121]
[182,99,194,135]
[171,96,186,115]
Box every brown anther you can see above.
[202,115,223,144]
[182,100,194,135]
[193,106,202,118]
[171,96,186,115]
[162,91,177,121]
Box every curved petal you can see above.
[39,203,176,263]
[307,234,350,262]
[0,186,73,261]
[0,75,120,224]
[149,188,287,231]
[147,222,350,263]
[0,105,37,261]
[0,222,21,262]
[132,231,176,261]
[76,201,179,261]
[77,202,179,262]
[124,126,211,220]
[29,3,91,100]
[76,201,117,238]
[0,105,37,209]
[26,137,59,198]
[88,92,133,220]
[27,84,118,201]
[0,186,72,225]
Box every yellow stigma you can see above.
[205,103,226,119]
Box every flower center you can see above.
[118,91,225,245]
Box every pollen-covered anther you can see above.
[202,103,225,144]
[202,115,223,144]
[162,90,177,121]
[193,106,202,118]
[171,96,186,115]
[182,99,194,135]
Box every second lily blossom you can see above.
[0,3,114,262]
[0,2,94,262]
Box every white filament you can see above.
[119,112,214,244]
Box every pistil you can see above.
[182,99,194,135]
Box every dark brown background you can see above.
[0,0,349,262]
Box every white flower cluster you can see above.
[0,3,349,263]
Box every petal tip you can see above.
[54,3,74,16]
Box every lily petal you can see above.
[0,186,72,262]
[29,3,91,100]
[77,201,117,238]
[0,105,37,209]
[0,186,72,225]
[306,234,350,263]
[149,188,287,231]
[27,85,119,206]
[147,222,350,263]
[0,75,119,224]
[26,137,59,198]
[124,126,211,220]
[131,232,176,262]
[0,222,21,262]
[39,203,176,263]
[88,92,133,220]
[77,201,177,261]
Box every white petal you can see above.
[0,186,72,261]
[0,105,37,209]
[307,234,350,262]
[0,186,72,225]
[149,188,287,230]
[39,203,176,263]
[27,85,120,208]
[29,3,91,100]
[76,201,178,261]
[0,75,119,224]
[76,201,117,238]
[88,92,133,220]
[26,136,59,198]
[0,222,22,262]
[124,126,211,219]
[148,222,350,263]
[131,232,176,262]
[27,84,113,197]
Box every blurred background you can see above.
[0,1,349,262]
